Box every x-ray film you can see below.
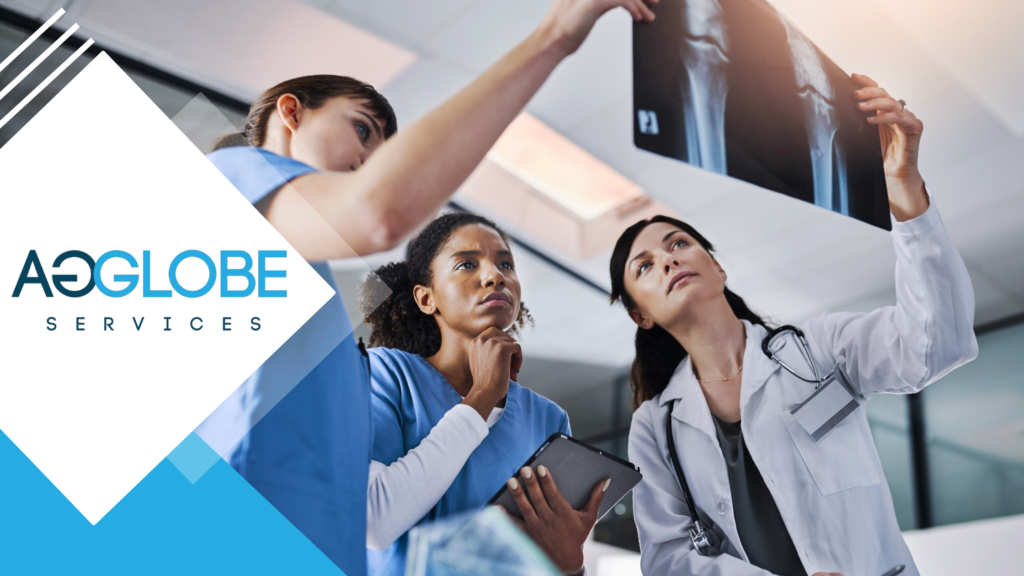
[633,0,891,230]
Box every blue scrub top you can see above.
[367,346,570,576]
[206,146,370,576]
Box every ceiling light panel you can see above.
[487,113,644,222]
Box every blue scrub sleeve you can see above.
[368,350,408,465]
[559,411,571,437]
[206,146,316,204]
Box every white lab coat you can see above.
[629,201,978,576]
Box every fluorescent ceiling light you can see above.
[487,113,644,221]
[459,113,675,261]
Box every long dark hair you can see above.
[212,74,397,151]
[362,211,532,357]
[609,215,768,409]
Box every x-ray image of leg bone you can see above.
[780,13,849,216]
[680,0,729,174]
[633,0,889,229]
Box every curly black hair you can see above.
[361,211,532,357]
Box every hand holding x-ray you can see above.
[633,0,897,229]
[851,73,930,222]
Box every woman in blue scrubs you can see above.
[363,212,607,576]
[197,2,657,575]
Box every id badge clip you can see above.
[789,359,860,441]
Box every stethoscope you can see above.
[664,324,838,556]
[665,399,722,556]
[761,325,841,389]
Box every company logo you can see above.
[14,249,286,298]
[0,47,337,525]
[12,249,288,332]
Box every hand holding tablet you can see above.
[488,434,643,575]
[489,434,643,521]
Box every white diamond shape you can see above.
[0,53,334,524]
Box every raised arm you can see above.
[852,73,929,222]
[803,76,978,394]
[262,0,657,261]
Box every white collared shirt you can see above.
[628,200,978,576]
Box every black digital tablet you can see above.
[488,433,643,521]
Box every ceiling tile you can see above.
[419,0,549,74]
[514,248,636,367]
[925,137,1024,225]
[770,0,1016,171]
[75,0,417,99]
[527,9,633,133]
[314,0,479,46]
[561,95,660,183]
[878,0,1024,136]
[2,0,65,19]
[373,55,473,125]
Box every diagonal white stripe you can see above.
[0,38,94,131]
[0,23,80,104]
[0,9,65,76]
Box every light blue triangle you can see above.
[0,429,343,575]
[167,432,221,484]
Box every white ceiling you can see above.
[308,0,1024,332]
[8,0,1024,369]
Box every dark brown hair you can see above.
[362,211,532,358]
[609,215,768,409]
[212,74,396,151]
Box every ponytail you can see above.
[609,216,768,409]
[211,132,250,152]
[362,261,443,356]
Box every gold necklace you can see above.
[697,366,743,384]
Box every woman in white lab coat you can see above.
[607,75,978,576]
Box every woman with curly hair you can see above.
[197,3,655,574]
[362,211,607,576]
